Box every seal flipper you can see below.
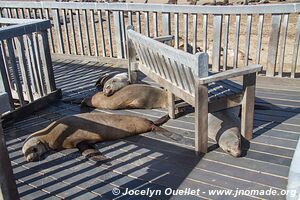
[76,142,108,162]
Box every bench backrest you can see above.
[127,28,208,105]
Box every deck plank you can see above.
[3,56,299,200]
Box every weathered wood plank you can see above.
[192,14,198,54]
[75,9,84,55]
[153,12,158,38]
[183,13,189,52]
[278,14,289,77]
[98,10,106,57]
[82,9,91,56]
[244,15,252,66]
[212,14,222,72]
[68,9,77,55]
[174,13,179,49]
[202,14,208,53]
[266,14,281,77]
[256,14,264,64]
[223,15,229,70]
[144,11,150,37]
[106,10,113,57]
[6,38,25,106]
[113,11,124,59]
[233,14,240,68]
[291,14,300,78]
[52,9,64,54]
[44,8,55,53]
[62,9,71,54]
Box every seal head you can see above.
[218,127,241,157]
[103,73,129,96]
[22,137,49,162]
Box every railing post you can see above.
[162,12,171,38]
[113,11,124,58]
[0,122,19,200]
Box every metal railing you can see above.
[0,18,57,114]
[0,1,299,79]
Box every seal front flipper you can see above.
[76,142,108,162]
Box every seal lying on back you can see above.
[22,113,172,162]
[81,84,168,110]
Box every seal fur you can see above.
[81,84,168,110]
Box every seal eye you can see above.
[32,148,38,153]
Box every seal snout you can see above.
[22,137,48,162]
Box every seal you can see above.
[95,72,129,96]
[81,84,168,110]
[22,113,174,162]
[208,108,241,157]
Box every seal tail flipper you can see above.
[152,126,183,142]
[76,142,108,162]
[153,114,170,127]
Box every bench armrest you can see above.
[198,64,262,85]
[153,35,174,43]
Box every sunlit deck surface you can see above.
[4,55,300,200]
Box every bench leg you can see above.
[241,73,256,140]
[195,84,208,154]
[167,91,175,119]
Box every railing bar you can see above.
[98,10,106,57]
[38,31,56,93]
[128,11,133,26]
[44,8,55,53]
[278,14,289,77]
[52,9,64,54]
[233,14,240,68]
[15,36,34,102]
[27,34,43,97]
[69,9,77,55]
[19,8,25,19]
[203,14,208,53]
[136,11,141,33]
[7,38,25,106]
[76,9,84,55]
[244,14,252,66]
[121,11,127,59]
[223,14,229,71]
[62,9,71,54]
[0,41,14,91]
[174,13,179,49]
[184,13,188,52]
[256,14,264,64]
[83,9,91,56]
[0,44,14,109]
[153,12,158,37]
[33,32,46,95]
[266,14,281,77]
[106,10,113,57]
[113,11,123,58]
[90,10,98,57]
[192,14,198,54]
[212,14,222,72]
[144,11,150,37]
[291,14,300,78]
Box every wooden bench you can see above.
[126,26,262,154]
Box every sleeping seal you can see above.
[95,72,129,96]
[22,113,173,162]
[81,84,168,110]
[208,108,241,157]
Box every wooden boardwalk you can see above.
[3,55,300,200]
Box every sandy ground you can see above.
[42,1,299,77]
